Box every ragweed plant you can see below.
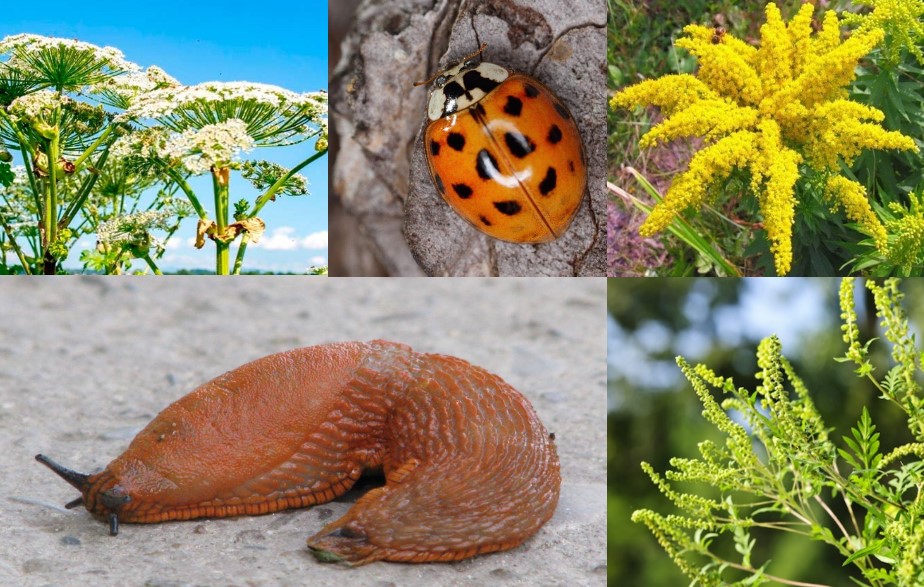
[847,191,924,276]
[634,277,924,586]
[0,33,327,275]
[610,4,917,275]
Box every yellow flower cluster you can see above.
[610,3,918,274]
[824,176,888,251]
[885,192,924,268]
[842,0,924,65]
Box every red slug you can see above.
[36,340,561,565]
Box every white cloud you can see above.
[301,230,328,250]
[254,227,328,251]
[308,255,326,265]
[258,226,300,250]
[165,236,188,250]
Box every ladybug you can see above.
[418,44,586,244]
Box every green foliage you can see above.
[636,278,924,585]
[0,161,12,186]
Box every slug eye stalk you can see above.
[35,454,89,492]
[35,453,128,536]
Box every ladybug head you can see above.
[418,44,510,121]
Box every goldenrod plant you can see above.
[634,278,924,586]
[610,4,919,275]
[842,0,924,68]
[0,34,327,274]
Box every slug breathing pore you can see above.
[36,340,561,565]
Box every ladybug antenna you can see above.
[460,42,488,64]
[413,43,489,87]
[413,70,441,88]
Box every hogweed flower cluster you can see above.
[90,65,181,110]
[0,33,139,74]
[122,81,328,148]
[160,119,255,175]
[96,209,174,248]
[240,160,308,196]
[610,4,917,275]
[7,90,70,122]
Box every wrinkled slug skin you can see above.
[68,341,561,565]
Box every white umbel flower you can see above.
[160,118,254,174]
[89,65,181,108]
[0,33,140,73]
[109,127,171,160]
[96,209,173,246]
[125,81,324,119]
[121,82,327,146]
[8,90,73,123]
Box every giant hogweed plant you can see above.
[0,34,327,274]
[634,278,924,586]
[610,3,921,276]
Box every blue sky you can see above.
[1,0,329,273]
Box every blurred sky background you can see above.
[1,0,328,272]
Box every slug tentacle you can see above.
[64,496,84,510]
[36,341,560,565]
[35,454,90,492]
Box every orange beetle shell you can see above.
[424,72,586,244]
[37,341,561,566]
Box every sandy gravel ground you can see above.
[0,277,605,587]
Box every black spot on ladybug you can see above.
[547,124,562,144]
[479,215,492,226]
[494,201,522,216]
[430,140,440,156]
[524,84,539,98]
[453,183,473,199]
[568,160,575,173]
[462,70,501,95]
[444,81,465,101]
[476,149,500,180]
[504,96,523,116]
[447,133,466,151]
[554,102,570,120]
[504,131,536,159]
[539,167,557,196]
[434,173,445,194]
